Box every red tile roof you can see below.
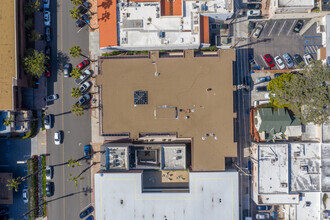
[200,15,209,44]
[161,0,182,16]
[98,0,118,48]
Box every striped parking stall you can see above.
[304,45,322,54]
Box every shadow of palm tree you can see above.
[98,0,113,9]
[56,50,71,70]
[98,11,110,22]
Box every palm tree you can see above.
[71,103,85,116]
[71,88,82,98]
[68,173,85,188]
[6,177,22,192]
[3,115,14,126]
[70,0,83,6]
[70,67,82,79]
[69,45,82,58]
[67,157,81,168]
[69,7,81,20]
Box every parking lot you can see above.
[248,19,322,70]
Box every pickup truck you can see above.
[75,69,92,85]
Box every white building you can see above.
[268,0,315,19]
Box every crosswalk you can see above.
[304,45,322,54]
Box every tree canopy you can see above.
[70,67,82,79]
[71,103,85,116]
[268,61,330,125]
[24,50,48,78]
[69,7,81,20]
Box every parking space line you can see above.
[287,20,296,36]
[268,21,277,37]
[259,54,267,66]
[278,21,286,36]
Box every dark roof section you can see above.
[134,91,148,105]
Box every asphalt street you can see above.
[45,0,92,220]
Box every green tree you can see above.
[67,157,81,168]
[68,173,85,188]
[69,7,81,20]
[6,177,22,192]
[24,17,34,30]
[70,67,82,79]
[28,29,42,42]
[24,50,48,78]
[3,115,14,127]
[71,88,82,98]
[70,0,83,6]
[71,103,84,116]
[69,45,82,58]
[268,61,330,125]
[24,0,40,15]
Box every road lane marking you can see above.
[41,142,46,145]
[268,21,276,36]
[287,20,296,36]
[278,21,286,36]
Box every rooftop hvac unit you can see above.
[280,183,287,188]
[158,32,165,38]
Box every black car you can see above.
[45,46,51,59]
[80,206,94,219]
[293,54,304,66]
[256,86,268,92]
[293,20,304,33]
[77,2,90,14]
[75,19,86,28]
[46,182,54,197]
[247,3,261,9]
[45,26,51,43]
[0,207,8,215]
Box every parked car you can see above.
[79,81,92,94]
[283,53,294,68]
[79,206,94,219]
[274,73,283,78]
[43,0,50,9]
[75,19,86,28]
[54,131,62,145]
[45,26,51,42]
[22,188,28,203]
[44,114,53,129]
[247,10,261,16]
[256,86,268,92]
[256,76,271,83]
[45,63,51,77]
[256,213,270,219]
[45,94,59,102]
[75,69,92,85]
[303,53,313,65]
[254,100,270,107]
[45,46,51,58]
[45,166,53,180]
[247,3,261,9]
[257,205,272,211]
[76,60,90,70]
[293,54,304,66]
[263,54,275,68]
[63,63,72,78]
[44,10,51,26]
[0,207,8,215]
[77,93,91,106]
[77,2,91,14]
[86,216,94,220]
[253,24,263,39]
[264,92,275,99]
[274,56,285,69]
[84,145,91,159]
[248,54,260,70]
[293,20,304,33]
[46,182,54,197]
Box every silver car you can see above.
[274,56,285,69]
[54,131,62,145]
[45,166,53,180]
[45,94,59,102]
[44,11,51,26]
[283,53,294,68]
[63,63,72,78]
[22,188,28,203]
[79,81,92,94]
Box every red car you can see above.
[263,54,275,68]
[45,63,51,77]
[76,60,90,70]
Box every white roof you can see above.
[258,144,289,194]
[258,193,299,205]
[95,171,239,220]
[290,143,321,192]
[326,14,330,66]
[278,0,314,7]
[296,192,321,220]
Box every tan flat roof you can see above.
[0,0,16,110]
[97,50,237,171]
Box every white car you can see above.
[256,213,270,219]
[274,56,285,69]
[79,81,92,94]
[303,53,313,65]
[44,10,51,26]
[247,10,261,16]
[45,94,59,102]
[45,166,53,180]
[22,188,28,203]
[43,0,50,9]
[54,131,62,145]
[253,24,263,39]
[44,114,53,129]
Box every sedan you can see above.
[43,0,50,9]
[255,86,268,92]
[257,205,272,211]
[79,81,92,94]
[77,93,91,106]
[293,20,303,33]
[274,56,285,69]
[45,26,51,42]
[247,3,261,9]
[253,24,263,39]
[256,213,270,219]
[283,53,294,68]
[303,53,313,65]
[76,60,90,70]
[45,166,53,180]
[80,206,94,219]
[263,54,275,68]
[45,182,54,197]
[44,114,53,129]
[54,131,62,145]
[44,10,51,26]
[45,63,51,77]
[45,46,51,59]
[294,54,304,66]
[86,216,94,220]
[84,145,92,159]
[22,188,28,203]
[247,10,261,16]
[45,94,59,102]
[63,63,72,78]
[256,76,271,83]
